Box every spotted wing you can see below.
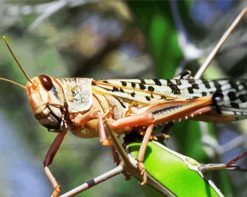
[93,78,247,119]
[92,79,216,104]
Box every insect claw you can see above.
[101,139,112,147]
[140,173,147,186]
[150,135,158,141]
[137,162,147,185]
[51,185,61,197]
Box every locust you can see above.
[1,6,247,197]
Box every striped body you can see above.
[26,76,247,138]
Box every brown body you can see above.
[69,93,130,138]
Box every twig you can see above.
[194,7,247,79]
[60,165,123,197]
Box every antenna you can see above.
[0,77,25,89]
[2,36,32,83]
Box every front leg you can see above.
[96,111,112,146]
[72,110,112,147]
[43,130,67,197]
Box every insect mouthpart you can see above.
[35,106,64,132]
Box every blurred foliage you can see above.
[127,1,183,78]
[0,0,247,197]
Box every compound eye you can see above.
[39,75,53,91]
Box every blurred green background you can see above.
[0,0,247,196]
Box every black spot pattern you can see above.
[121,81,127,86]
[139,83,146,90]
[167,80,180,94]
[119,88,124,93]
[130,92,136,97]
[228,91,237,101]
[185,79,209,95]
[212,92,224,113]
[229,81,240,91]
[145,96,151,101]
[153,79,162,86]
[203,81,211,89]
[148,86,155,92]
[231,102,239,109]
[239,94,247,102]
[212,80,222,92]
[191,82,199,90]
[131,82,136,88]
[188,87,194,94]
[112,87,118,92]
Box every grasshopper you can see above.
[1,6,247,197]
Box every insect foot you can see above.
[137,161,147,185]
[51,185,61,197]
[100,138,113,147]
